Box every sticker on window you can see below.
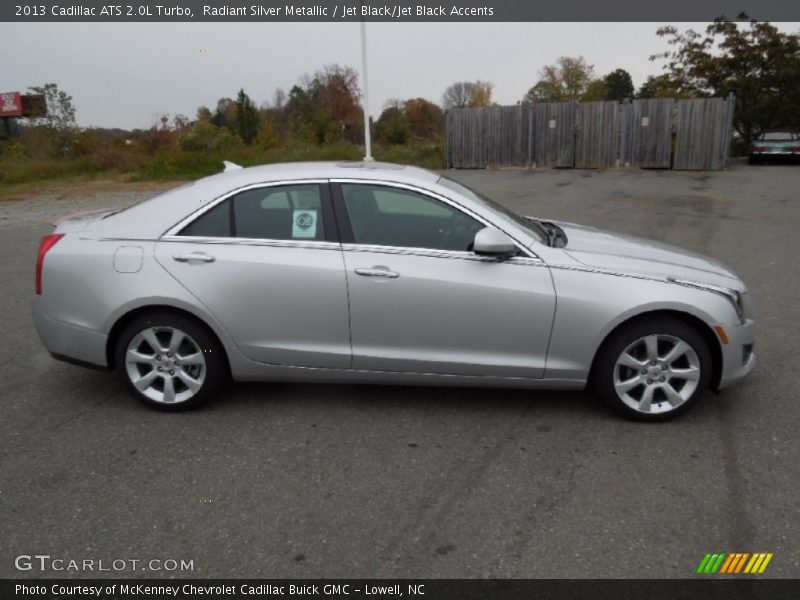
[293,209,318,238]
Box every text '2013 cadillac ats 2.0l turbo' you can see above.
[33,161,755,421]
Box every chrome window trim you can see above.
[159,236,342,251]
[331,178,541,261]
[162,179,330,239]
[340,242,544,265]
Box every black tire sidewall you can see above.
[115,312,225,411]
[593,317,713,422]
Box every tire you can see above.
[114,312,226,411]
[592,317,712,422]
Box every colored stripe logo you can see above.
[696,552,773,574]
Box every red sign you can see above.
[0,92,23,117]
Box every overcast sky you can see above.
[1,22,798,129]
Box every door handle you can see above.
[355,267,399,279]
[173,252,216,263]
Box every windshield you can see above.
[759,132,795,141]
[437,176,547,244]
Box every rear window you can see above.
[759,132,795,141]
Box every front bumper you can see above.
[717,318,756,390]
[32,298,109,369]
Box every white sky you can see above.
[1,21,798,129]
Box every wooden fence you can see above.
[445,96,735,171]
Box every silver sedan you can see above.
[33,161,755,421]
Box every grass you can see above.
[0,140,445,198]
[133,141,444,181]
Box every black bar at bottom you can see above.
[3,579,800,600]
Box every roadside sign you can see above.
[0,92,23,117]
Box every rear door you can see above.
[155,181,351,369]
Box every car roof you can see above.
[197,160,441,188]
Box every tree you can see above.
[442,81,494,109]
[579,69,634,102]
[442,82,473,109]
[235,88,260,145]
[603,69,635,101]
[403,98,444,139]
[470,81,493,107]
[523,57,596,103]
[375,98,443,144]
[651,20,800,146]
[636,74,689,99]
[582,80,609,102]
[27,83,76,131]
[374,105,409,144]
[283,64,362,144]
[316,64,362,141]
[212,98,236,130]
[196,106,213,123]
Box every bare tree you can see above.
[442,82,475,109]
[442,81,494,109]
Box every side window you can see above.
[340,184,484,251]
[234,184,325,240]
[178,200,231,237]
[178,184,325,241]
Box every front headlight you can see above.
[668,278,747,324]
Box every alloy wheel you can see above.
[612,334,701,415]
[124,326,206,405]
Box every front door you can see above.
[333,182,556,379]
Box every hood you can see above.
[553,221,744,290]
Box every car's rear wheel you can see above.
[593,317,712,421]
[115,312,225,411]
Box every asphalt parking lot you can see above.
[1,162,798,579]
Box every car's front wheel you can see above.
[593,317,712,421]
[115,312,226,411]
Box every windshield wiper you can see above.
[523,216,553,246]
[524,218,568,248]
[539,221,568,248]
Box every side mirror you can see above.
[473,227,518,258]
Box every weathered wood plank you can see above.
[446,97,733,171]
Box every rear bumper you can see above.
[750,152,798,162]
[32,299,109,369]
[717,318,755,390]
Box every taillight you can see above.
[792,147,800,153]
[36,233,64,295]
[753,146,766,153]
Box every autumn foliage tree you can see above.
[523,57,596,103]
[283,64,362,144]
[375,98,444,144]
